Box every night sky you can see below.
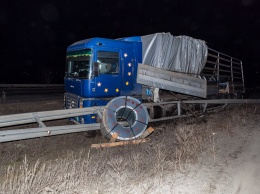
[1,0,260,87]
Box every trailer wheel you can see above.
[100,96,149,141]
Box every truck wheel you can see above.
[100,96,149,141]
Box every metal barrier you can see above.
[1,98,260,143]
[0,84,64,88]
[0,84,64,95]
[0,106,104,143]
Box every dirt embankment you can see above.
[0,98,260,194]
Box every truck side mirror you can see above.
[93,62,100,77]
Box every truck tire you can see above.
[100,96,149,141]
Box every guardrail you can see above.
[0,84,64,95]
[1,98,260,143]
[0,106,104,142]
[0,84,64,88]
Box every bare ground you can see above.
[169,109,260,194]
[0,97,260,194]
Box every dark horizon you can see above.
[1,0,260,87]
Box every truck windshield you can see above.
[65,49,92,79]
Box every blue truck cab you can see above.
[64,36,143,124]
[64,33,245,124]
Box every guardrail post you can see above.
[96,110,103,121]
[202,103,208,112]
[177,102,181,116]
[32,113,46,128]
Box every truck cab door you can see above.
[94,50,122,97]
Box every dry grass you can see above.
[0,104,259,194]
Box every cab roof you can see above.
[67,37,142,52]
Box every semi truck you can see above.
[64,32,244,137]
[0,32,250,143]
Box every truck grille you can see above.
[66,93,79,109]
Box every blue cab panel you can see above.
[64,78,96,97]
[79,99,110,124]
